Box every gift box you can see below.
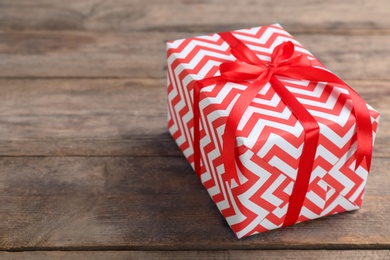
[166,24,380,238]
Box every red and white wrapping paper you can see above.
[166,24,380,238]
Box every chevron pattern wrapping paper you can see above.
[166,24,380,238]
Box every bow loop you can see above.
[219,32,265,66]
[271,41,295,64]
[219,40,312,81]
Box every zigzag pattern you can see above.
[166,24,380,238]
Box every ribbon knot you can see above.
[266,63,275,69]
[192,31,373,227]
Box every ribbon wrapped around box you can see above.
[166,24,380,238]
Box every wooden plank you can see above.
[0,0,390,33]
[0,79,387,157]
[0,156,388,250]
[0,250,389,260]
[0,78,166,138]
[0,78,180,157]
[0,31,389,79]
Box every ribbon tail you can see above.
[223,79,268,186]
[349,90,373,171]
[355,151,372,172]
[282,66,373,172]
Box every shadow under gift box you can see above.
[166,24,380,239]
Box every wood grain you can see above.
[0,31,389,79]
[0,0,389,33]
[0,156,388,250]
[0,250,389,260]
[0,79,387,157]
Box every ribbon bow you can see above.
[219,38,311,82]
[192,31,373,226]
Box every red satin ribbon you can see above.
[192,31,373,227]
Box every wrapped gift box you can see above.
[166,24,380,238]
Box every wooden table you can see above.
[0,1,389,259]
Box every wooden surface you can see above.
[0,250,389,260]
[0,0,389,259]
